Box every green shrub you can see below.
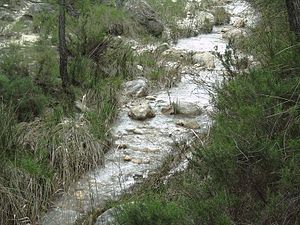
[0,76,48,121]
[116,198,186,225]
[0,45,30,78]
[193,67,300,223]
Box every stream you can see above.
[16,0,256,224]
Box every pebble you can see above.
[124,155,132,162]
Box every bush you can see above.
[116,198,186,225]
[194,67,300,223]
[0,75,48,121]
[0,45,30,79]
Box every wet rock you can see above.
[124,79,148,97]
[176,119,200,129]
[128,101,156,120]
[192,52,215,69]
[124,0,164,37]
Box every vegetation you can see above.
[2,0,300,224]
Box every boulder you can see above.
[192,52,215,69]
[222,28,244,40]
[124,79,148,97]
[176,102,202,116]
[162,102,202,116]
[124,0,164,37]
[128,101,156,120]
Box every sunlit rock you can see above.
[192,52,215,69]
[124,79,148,97]
[128,101,156,120]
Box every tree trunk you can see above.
[59,0,69,90]
[286,0,300,41]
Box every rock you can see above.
[176,102,202,116]
[124,0,164,37]
[192,52,215,69]
[124,155,132,161]
[124,79,148,97]
[233,18,246,28]
[222,28,244,40]
[176,119,200,129]
[132,159,143,164]
[128,101,156,120]
[162,102,202,116]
